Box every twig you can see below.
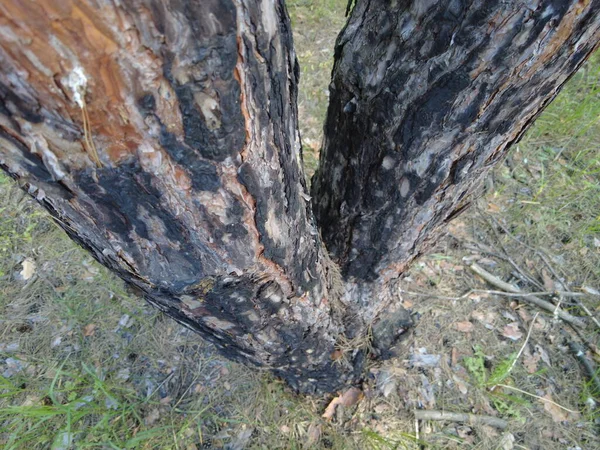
[484,216,600,330]
[481,215,545,291]
[400,288,586,300]
[566,338,600,396]
[499,313,539,387]
[495,384,578,413]
[413,410,508,430]
[469,263,586,328]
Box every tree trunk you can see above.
[1,0,599,394]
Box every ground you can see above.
[1,1,600,448]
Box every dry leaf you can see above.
[522,347,540,374]
[455,321,474,333]
[322,387,364,420]
[501,323,523,341]
[306,422,321,448]
[451,347,459,366]
[542,394,568,422]
[541,269,554,292]
[487,202,501,213]
[453,375,469,395]
[82,324,96,337]
[20,258,36,280]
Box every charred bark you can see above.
[0,0,362,393]
[1,0,599,394]
[313,0,600,285]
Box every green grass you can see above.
[493,52,600,282]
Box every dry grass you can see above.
[1,1,599,448]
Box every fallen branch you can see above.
[469,263,586,329]
[566,339,600,397]
[414,410,508,430]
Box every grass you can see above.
[1,0,600,448]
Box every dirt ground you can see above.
[1,1,599,449]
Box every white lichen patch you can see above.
[399,177,410,198]
[381,156,395,170]
[194,92,221,130]
[65,66,88,108]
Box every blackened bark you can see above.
[0,0,361,394]
[1,0,600,394]
[313,0,600,286]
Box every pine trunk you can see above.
[1,0,599,394]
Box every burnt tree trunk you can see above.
[1,0,599,394]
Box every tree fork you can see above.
[1,0,599,394]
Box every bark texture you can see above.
[0,0,360,394]
[313,0,600,288]
[1,0,599,394]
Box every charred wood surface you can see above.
[313,0,600,284]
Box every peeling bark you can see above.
[1,0,599,394]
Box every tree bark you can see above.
[0,0,362,394]
[1,0,599,394]
[313,0,600,283]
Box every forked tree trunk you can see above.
[1,0,599,394]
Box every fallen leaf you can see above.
[542,394,568,422]
[82,324,96,337]
[541,269,554,292]
[455,321,474,333]
[306,422,321,448]
[451,347,459,366]
[20,258,36,280]
[522,346,540,374]
[501,323,523,341]
[322,387,363,420]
